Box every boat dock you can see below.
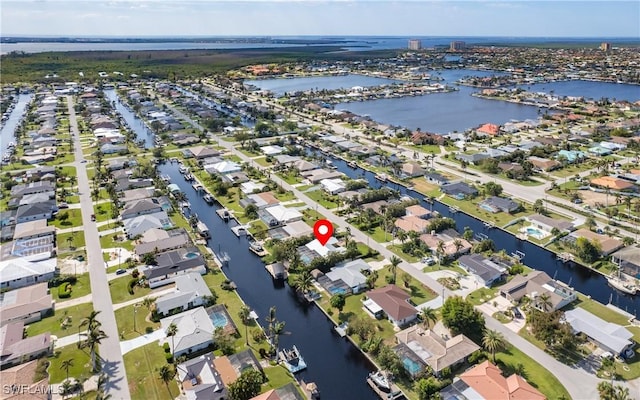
[216,208,232,222]
[249,242,267,257]
[366,376,405,400]
[265,262,287,280]
[335,321,348,337]
[557,252,574,263]
[297,378,320,400]
[230,225,247,237]
[449,205,460,213]
[279,345,307,373]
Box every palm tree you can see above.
[482,329,507,363]
[95,373,111,400]
[80,326,108,372]
[420,307,437,330]
[157,365,175,397]
[389,256,402,284]
[436,240,446,261]
[397,230,408,245]
[166,323,178,362]
[60,358,74,381]
[238,305,251,345]
[142,297,156,313]
[453,239,464,255]
[79,310,102,333]
[290,269,313,295]
[536,293,553,312]
[60,380,74,399]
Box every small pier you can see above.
[557,252,574,263]
[483,221,495,228]
[335,321,348,337]
[192,183,204,193]
[297,378,320,400]
[216,208,231,222]
[265,262,287,280]
[449,205,460,213]
[366,376,405,400]
[230,225,247,237]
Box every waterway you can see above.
[107,89,379,399]
[244,74,402,96]
[1,93,32,155]
[519,80,640,102]
[104,90,154,149]
[310,149,640,316]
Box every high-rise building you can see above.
[600,42,612,51]
[408,39,422,50]
[450,41,466,51]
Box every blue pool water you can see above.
[210,312,229,328]
[184,252,198,259]
[402,357,422,375]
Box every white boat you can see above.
[368,371,391,392]
[608,276,637,295]
[279,345,307,373]
[375,173,388,182]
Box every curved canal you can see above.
[107,89,380,399]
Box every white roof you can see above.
[260,145,285,156]
[282,220,313,238]
[123,211,171,237]
[326,259,370,288]
[320,178,346,193]
[305,236,343,257]
[240,181,268,195]
[264,205,302,223]
[155,273,212,314]
[160,307,215,354]
[565,308,633,354]
[206,161,241,174]
[363,298,383,314]
[0,258,57,284]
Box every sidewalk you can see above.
[53,331,87,349]
[120,328,165,355]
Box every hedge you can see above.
[58,283,72,298]
[163,343,170,353]
[165,353,174,364]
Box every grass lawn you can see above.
[254,156,273,167]
[25,302,94,338]
[285,202,306,208]
[262,365,296,393]
[52,273,91,302]
[99,232,134,252]
[50,209,83,229]
[57,231,86,253]
[114,303,159,340]
[357,243,384,262]
[94,203,117,223]
[466,287,499,305]
[49,344,93,384]
[360,225,393,243]
[387,244,421,263]
[274,190,296,202]
[409,144,441,154]
[277,171,303,185]
[124,342,179,400]
[438,195,531,227]
[108,276,152,305]
[304,190,338,209]
[296,184,314,192]
[408,178,444,198]
[495,344,571,400]
[564,295,631,326]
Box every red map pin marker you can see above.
[313,219,334,246]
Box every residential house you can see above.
[12,220,56,241]
[476,123,500,137]
[401,162,425,178]
[0,283,54,326]
[528,156,560,171]
[204,161,242,176]
[320,178,346,195]
[301,169,344,184]
[499,271,577,311]
[142,249,207,288]
[188,146,221,160]
[394,325,480,377]
[261,145,285,156]
[611,245,640,277]
[0,322,53,368]
[419,232,472,259]
[405,205,432,219]
[590,176,636,191]
[249,383,305,400]
[135,228,190,256]
[240,181,269,195]
[441,182,478,199]
[123,211,173,239]
[478,196,520,213]
[0,360,51,400]
[564,229,624,256]
[455,153,490,164]
[299,237,345,264]
[425,172,449,185]
[15,202,56,224]
[264,205,303,225]
[176,353,228,400]
[155,273,213,317]
[120,198,163,220]
[213,349,264,386]
[458,254,506,287]
[10,182,55,199]
[526,214,573,235]
[245,192,280,209]
[325,259,371,295]
[292,159,318,173]
[394,215,431,234]
[280,220,313,239]
[160,307,215,357]
[0,258,57,290]
[100,143,128,155]
[565,308,634,358]
[440,361,545,400]
[364,285,417,327]
[557,150,585,164]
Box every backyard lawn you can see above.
[99,232,134,252]
[48,344,93,385]
[50,209,83,229]
[115,303,160,340]
[52,273,91,302]
[57,231,86,253]
[108,276,153,305]
[124,342,179,400]
[25,302,94,338]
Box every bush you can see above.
[58,283,72,298]
[127,278,138,295]
[145,326,154,334]
[49,275,77,288]
[163,343,170,353]
[165,353,174,364]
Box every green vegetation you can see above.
[108,275,152,304]
[52,273,91,302]
[48,344,93,384]
[57,231,86,252]
[99,232,134,252]
[50,209,83,228]
[25,302,94,338]
[114,303,160,340]
[124,342,179,400]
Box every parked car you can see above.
[421,257,436,266]
[91,214,96,222]
[115,268,127,275]
[58,202,69,209]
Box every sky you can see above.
[1,1,639,38]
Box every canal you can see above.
[104,90,155,149]
[311,149,640,316]
[107,89,380,399]
[1,93,32,155]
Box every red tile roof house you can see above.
[363,285,418,327]
[476,123,500,137]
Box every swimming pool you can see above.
[184,252,199,259]
[522,226,549,240]
[402,357,422,376]
[210,311,229,328]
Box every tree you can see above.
[535,293,553,312]
[388,255,402,284]
[441,296,485,344]
[234,131,250,148]
[157,365,175,397]
[60,358,74,381]
[290,269,313,294]
[482,329,506,362]
[420,307,437,330]
[228,368,263,400]
[415,376,441,400]
[95,373,111,400]
[484,181,503,197]
[142,296,156,313]
[79,326,108,372]
[214,327,235,355]
[401,271,412,288]
[330,294,346,317]
[244,204,258,220]
[533,199,545,215]
[462,226,474,241]
[165,323,178,362]
[238,306,251,345]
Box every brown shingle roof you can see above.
[367,285,415,321]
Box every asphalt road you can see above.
[67,96,131,399]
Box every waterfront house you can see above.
[278,220,313,239]
[0,258,57,290]
[161,307,215,357]
[0,360,50,400]
[320,178,346,195]
[120,198,163,220]
[299,237,345,264]
[245,192,280,209]
[260,145,285,156]
[425,172,449,185]
[301,169,344,184]
[364,285,417,327]
[176,353,228,400]
[499,271,576,311]
[458,254,506,287]
[0,322,53,369]
[325,259,371,295]
[419,232,472,259]
[440,361,545,400]
[478,196,520,214]
[213,349,264,386]
[564,229,624,256]
[273,154,300,165]
[188,145,221,160]
[476,123,500,137]
[525,214,573,235]
[240,181,269,195]
[142,249,206,289]
[134,228,190,257]
[401,162,425,178]
[123,211,173,239]
[264,205,303,225]
[249,383,305,400]
[394,215,431,234]
[394,325,480,377]
[405,205,432,219]
[155,273,213,317]
[0,283,53,327]
[292,159,318,172]
[564,308,634,358]
[115,177,154,192]
[204,160,242,176]
[611,245,640,277]
[441,182,478,199]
